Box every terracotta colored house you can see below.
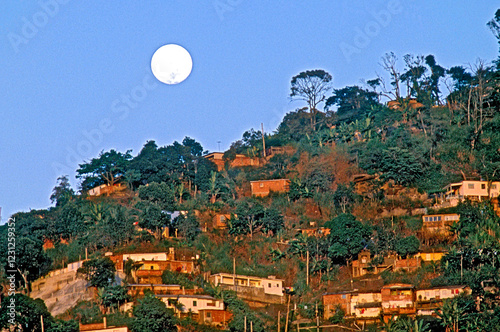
[298,227,331,237]
[213,214,231,229]
[250,179,290,197]
[351,250,394,277]
[135,260,197,284]
[204,152,260,171]
[381,283,416,319]
[199,309,233,327]
[323,291,352,319]
[80,318,128,332]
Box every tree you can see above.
[333,183,355,213]
[77,149,132,192]
[50,175,75,207]
[290,69,333,130]
[487,8,500,68]
[137,182,176,211]
[325,85,380,115]
[0,293,78,332]
[230,199,265,238]
[77,257,116,288]
[395,235,420,258]
[173,212,201,242]
[436,294,475,332]
[135,201,168,239]
[131,294,177,332]
[260,208,284,236]
[325,214,371,265]
[16,237,52,288]
[99,285,130,311]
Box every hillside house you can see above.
[323,291,352,319]
[87,183,127,197]
[444,180,500,206]
[210,273,284,304]
[80,318,128,332]
[351,250,394,277]
[134,260,197,284]
[416,285,471,316]
[422,213,460,235]
[415,251,445,262]
[298,227,331,237]
[199,308,233,327]
[381,284,415,319]
[158,294,225,315]
[264,146,295,159]
[127,284,187,296]
[250,179,290,197]
[213,214,231,229]
[204,152,260,171]
[350,291,382,323]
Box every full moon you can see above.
[151,44,193,85]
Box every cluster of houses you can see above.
[323,284,471,327]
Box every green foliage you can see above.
[328,304,345,324]
[77,257,116,288]
[395,235,420,258]
[69,301,103,324]
[172,212,201,242]
[131,294,177,332]
[14,236,52,284]
[0,294,77,332]
[161,270,197,288]
[50,175,75,207]
[138,182,176,211]
[332,183,355,213]
[325,213,371,264]
[77,149,132,191]
[99,285,130,309]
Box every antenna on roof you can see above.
[217,141,221,152]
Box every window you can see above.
[150,266,154,270]
[206,312,211,318]
[193,301,197,307]
[268,283,271,288]
[492,184,497,190]
[468,184,474,189]
[341,294,347,299]
[481,184,486,189]
[259,183,264,188]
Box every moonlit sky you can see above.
[1,1,498,221]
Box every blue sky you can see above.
[1,1,498,221]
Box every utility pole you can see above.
[306,250,309,286]
[244,316,247,332]
[285,294,291,332]
[316,303,319,332]
[277,311,280,332]
[233,257,237,292]
[41,315,44,332]
[261,123,266,157]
